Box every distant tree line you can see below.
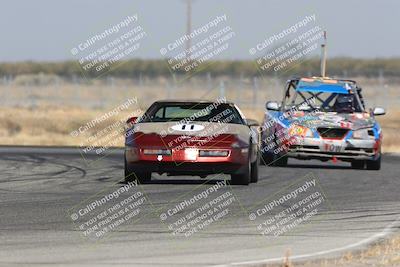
[1,58,399,78]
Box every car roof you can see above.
[290,76,357,85]
[291,77,357,95]
[153,99,235,104]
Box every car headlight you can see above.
[352,128,375,139]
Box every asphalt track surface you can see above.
[0,146,399,267]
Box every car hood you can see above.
[288,112,375,130]
[134,121,250,138]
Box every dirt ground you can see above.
[262,234,400,267]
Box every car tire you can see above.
[351,160,365,169]
[270,133,287,167]
[366,155,381,170]
[124,155,151,183]
[231,154,251,185]
[274,155,288,167]
[250,152,259,183]
[261,152,274,165]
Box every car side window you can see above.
[154,107,164,119]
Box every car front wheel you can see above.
[351,160,365,169]
[250,152,259,183]
[231,153,251,185]
[366,155,381,170]
[274,155,288,167]
[261,151,274,165]
[124,154,151,183]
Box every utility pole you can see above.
[320,31,327,77]
[185,0,192,61]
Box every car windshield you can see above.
[285,91,363,113]
[283,79,363,113]
[140,103,245,124]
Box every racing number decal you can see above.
[324,143,341,152]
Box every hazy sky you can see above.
[1,0,399,61]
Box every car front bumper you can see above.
[286,137,379,161]
[125,146,249,175]
[125,161,244,175]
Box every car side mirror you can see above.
[372,107,386,116]
[126,117,138,124]
[266,101,280,111]
[245,119,259,127]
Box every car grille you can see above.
[317,127,349,139]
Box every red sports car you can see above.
[124,100,260,185]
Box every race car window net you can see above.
[141,103,245,124]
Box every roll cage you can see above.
[280,78,366,112]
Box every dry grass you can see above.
[0,106,134,146]
[377,110,400,153]
[0,105,398,152]
[257,235,400,267]
[0,76,398,150]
